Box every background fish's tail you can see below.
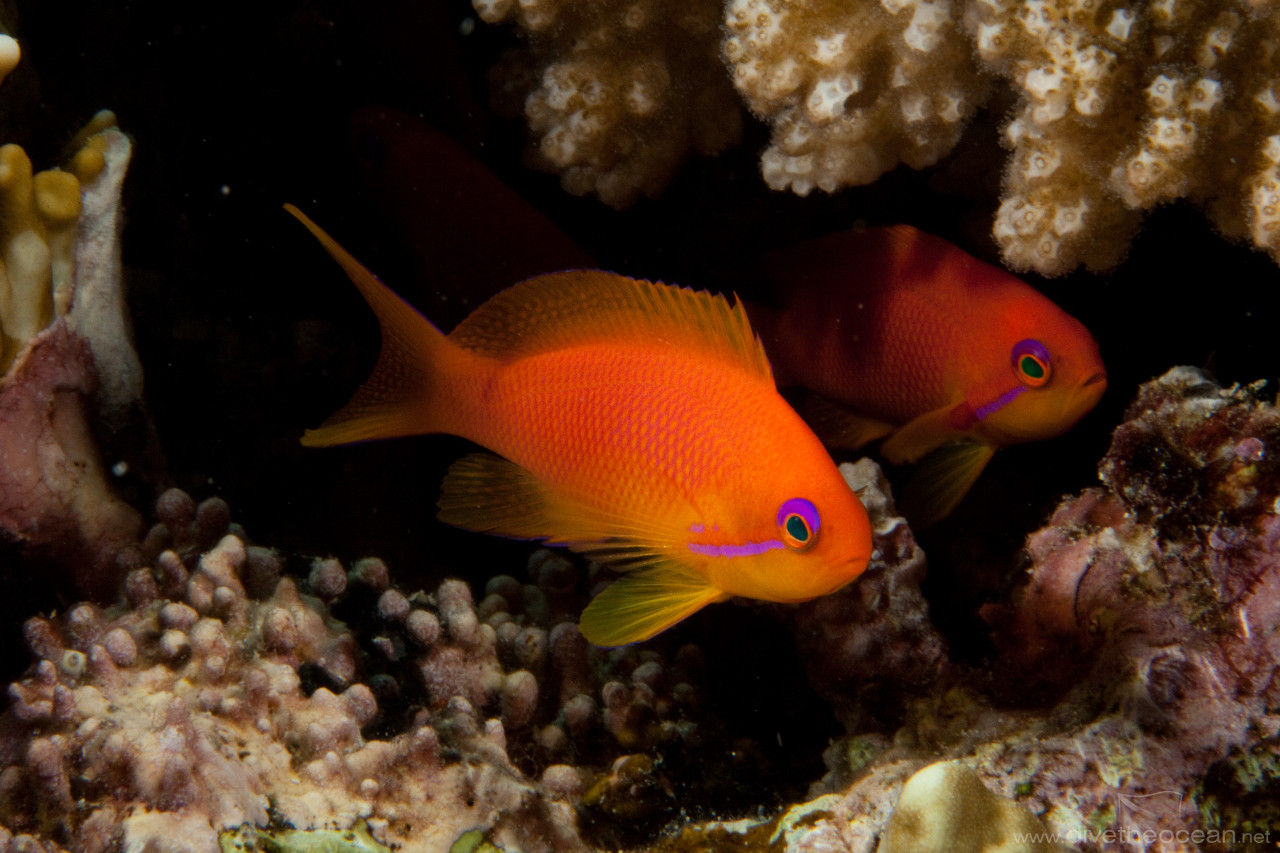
[286,204,460,446]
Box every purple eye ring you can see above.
[777,498,820,550]
[1011,339,1051,388]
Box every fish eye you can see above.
[777,498,820,550]
[1011,339,1051,388]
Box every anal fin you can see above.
[579,563,730,647]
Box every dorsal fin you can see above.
[447,270,772,381]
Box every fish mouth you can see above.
[1082,370,1107,389]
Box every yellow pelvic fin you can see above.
[286,204,452,447]
[801,394,896,450]
[579,563,730,647]
[448,270,772,382]
[900,440,996,527]
[879,403,974,465]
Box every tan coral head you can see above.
[0,34,18,86]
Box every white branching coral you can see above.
[474,0,742,208]
[723,0,985,196]
[474,0,1280,274]
[972,0,1280,274]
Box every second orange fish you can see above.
[750,225,1107,523]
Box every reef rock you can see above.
[667,367,1280,852]
[0,116,146,598]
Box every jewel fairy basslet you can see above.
[288,205,872,646]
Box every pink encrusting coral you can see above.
[792,459,950,732]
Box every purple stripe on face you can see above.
[973,385,1027,421]
[688,539,784,558]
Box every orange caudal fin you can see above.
[286,204,463,446]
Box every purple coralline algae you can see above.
[657,367,1280,852]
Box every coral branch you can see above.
[476,0,1280,273]
[473,0,742,207]
[723,0,985,195]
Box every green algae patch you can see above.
[449,828,508,853]
[219,820,389,853]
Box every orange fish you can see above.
[748,225,1106,524]
[286,205,872,647]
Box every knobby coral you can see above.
[472,0,742,208]
[475,0,1280,274]
[0,511,586,853]
[3,478,852,853]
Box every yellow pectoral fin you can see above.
[579,563,730,647]
[437,452,561,539]
[900,440,996,527]
[438,452,678,551]
[801,395,896,451]
[879,403,974,465]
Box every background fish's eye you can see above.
[777,497,820,550]
[1011,339,1052,388]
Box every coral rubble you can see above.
[661,367,1280,852]
[473,0,742,208]
[0,115,146,598]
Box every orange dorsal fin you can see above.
[447,271,773,382]
[287,204,464,446]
